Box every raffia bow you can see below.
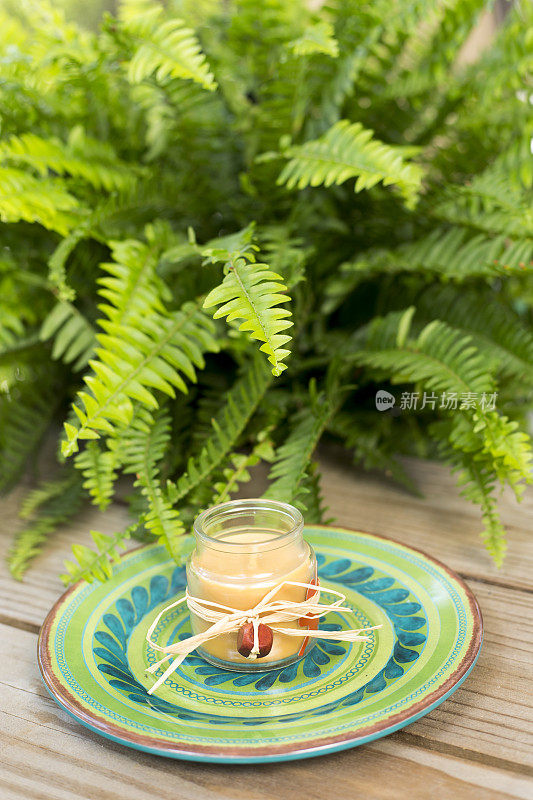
[145,580,381,695]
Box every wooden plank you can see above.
[318,448,533,592]
[1,624,530,800]
[406,580,533,771]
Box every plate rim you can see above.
[38,525,483,763]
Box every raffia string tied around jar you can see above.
[145,580,381,695]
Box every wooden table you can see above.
[1,453,532,799]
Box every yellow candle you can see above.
[186,500,317,669]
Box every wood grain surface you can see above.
[0,453,532,799]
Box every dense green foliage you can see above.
[1,0,532,579]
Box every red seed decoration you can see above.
[237,622,273,658]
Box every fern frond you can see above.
[419,286,533,385]
[126,17,217,91]
[264,390,340,505]
[278,120,424,206]
[294,460,332,524]
[19,476,73,519]
[288,22,339,58]
[435,165,533,238]
[0,130,137,192]
[449,411,533,496]
[98,238,170,324]
[211,431,275,505]
[74,442,118,511]
[40,301,96,371]
[62,237,218,455]
[353,308,494,396]
[204,254,293,376]
[167,356,272,503]
[61,520,139,585]
[325,227,533,311]
[63,299,216,455]
[433,411,533,566]
[259,225,311,289]
[0,167,79,234]
[455,460,507,567]
[118,406,185,559]
[8,473,85,579]
[0,387,58,493]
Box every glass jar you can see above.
[186,498,317,671]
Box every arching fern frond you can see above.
[211,431,275,505]
[0,385,59,492]
[264,387,340,505]
[0,167,79,235]
[455,459,507,567]
[0,130,137,192]
[9,472,85,579]
[126,17,217,91]
[419,286,533,385]
[433,411,533,566]
[62,236,218,455]
[329,411,421,495]
[294,460,332,524]
[204,254,293,376]
[277,120,424,206]
[98,237,170,324]
[352,308,494,396]
[288,21,339,58]
[40,300,96,371]
[74,442,118,511]
[61,519,140,585]
[63,299,217,455]
[118,406,185,559]
[167,356,272,504]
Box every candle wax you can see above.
[186,528,316,664]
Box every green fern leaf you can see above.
[288,22,339,58]
[0,130,137,192]
[0,167,79,234]
[0,387,59,493]
[9,473,85,580]
[74,442,118,511]
[329,411,422,496]
[127,18,217,91]
[265,391,340,504]
[278,120,424,206]
[294,460,332,524]
[118,406,185,559]
[61,237,218,456]
[353,308,494,396]
[61,520,139,585]
[167,356,272,504]
[211,431,275,505]
[204,255,293,376]
[419,286,533,385]
[325,228,533,312]
[40,301,96,371]
[62,300,217,455]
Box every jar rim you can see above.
[193,498,304,552]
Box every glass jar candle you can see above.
[186,499,317,671]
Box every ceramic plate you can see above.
[38,526,483,763]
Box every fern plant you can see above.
[1,0,532,578]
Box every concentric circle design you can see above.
[38,527,483,763]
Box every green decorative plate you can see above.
[38,526,482,763]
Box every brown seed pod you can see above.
[237,622,273,658]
